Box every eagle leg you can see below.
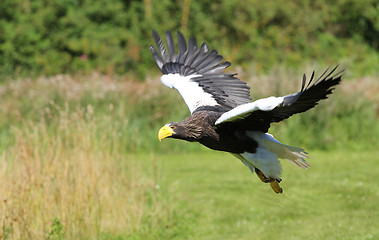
[255,168,269,183]
[269,179,283,194]
[255,168,283,194]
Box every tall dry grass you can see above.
[1,108,147,239]
[0,74,168,239]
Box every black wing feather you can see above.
[270,67,342,124]
[150,30,251,110]
[152,30,169,63]
[165,31,177,62]
[217,67,343,132]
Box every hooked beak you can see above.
[158,125,175,141]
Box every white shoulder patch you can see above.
[215,96,283,125]
[161,73,219,113]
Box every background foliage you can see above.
[0,1,379,239]
[0,0,378,77]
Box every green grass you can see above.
[126,150,379,240]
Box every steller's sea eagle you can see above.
[150,30,342,193]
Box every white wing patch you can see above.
[161,73,219,113]
[215,96,284,125]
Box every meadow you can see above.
[0,70,378,239]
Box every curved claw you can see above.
[270,180,283,194]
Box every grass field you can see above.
[2,150,378,239]
[0,73,378,239]
[141,151,379,240]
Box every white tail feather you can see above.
[264,139,310,169]
[235,132,310,181]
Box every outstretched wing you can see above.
[150,30,251,114]
[215,66,343,132]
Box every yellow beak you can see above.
[158,125,175,141]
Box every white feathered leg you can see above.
[234,131,310,193]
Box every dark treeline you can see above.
[0,0,378,78]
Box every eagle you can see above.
[150,30,342,193]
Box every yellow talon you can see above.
[270,180,283,194]
[255,168,283,193]
[255,168,269,183]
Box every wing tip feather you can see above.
[149,30,253,110]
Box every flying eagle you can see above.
[150,30,342,193]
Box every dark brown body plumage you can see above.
[171,110,258,154]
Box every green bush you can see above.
[0,0,378,78]
[47,218,66,240]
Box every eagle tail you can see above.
[264,134,310,169]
